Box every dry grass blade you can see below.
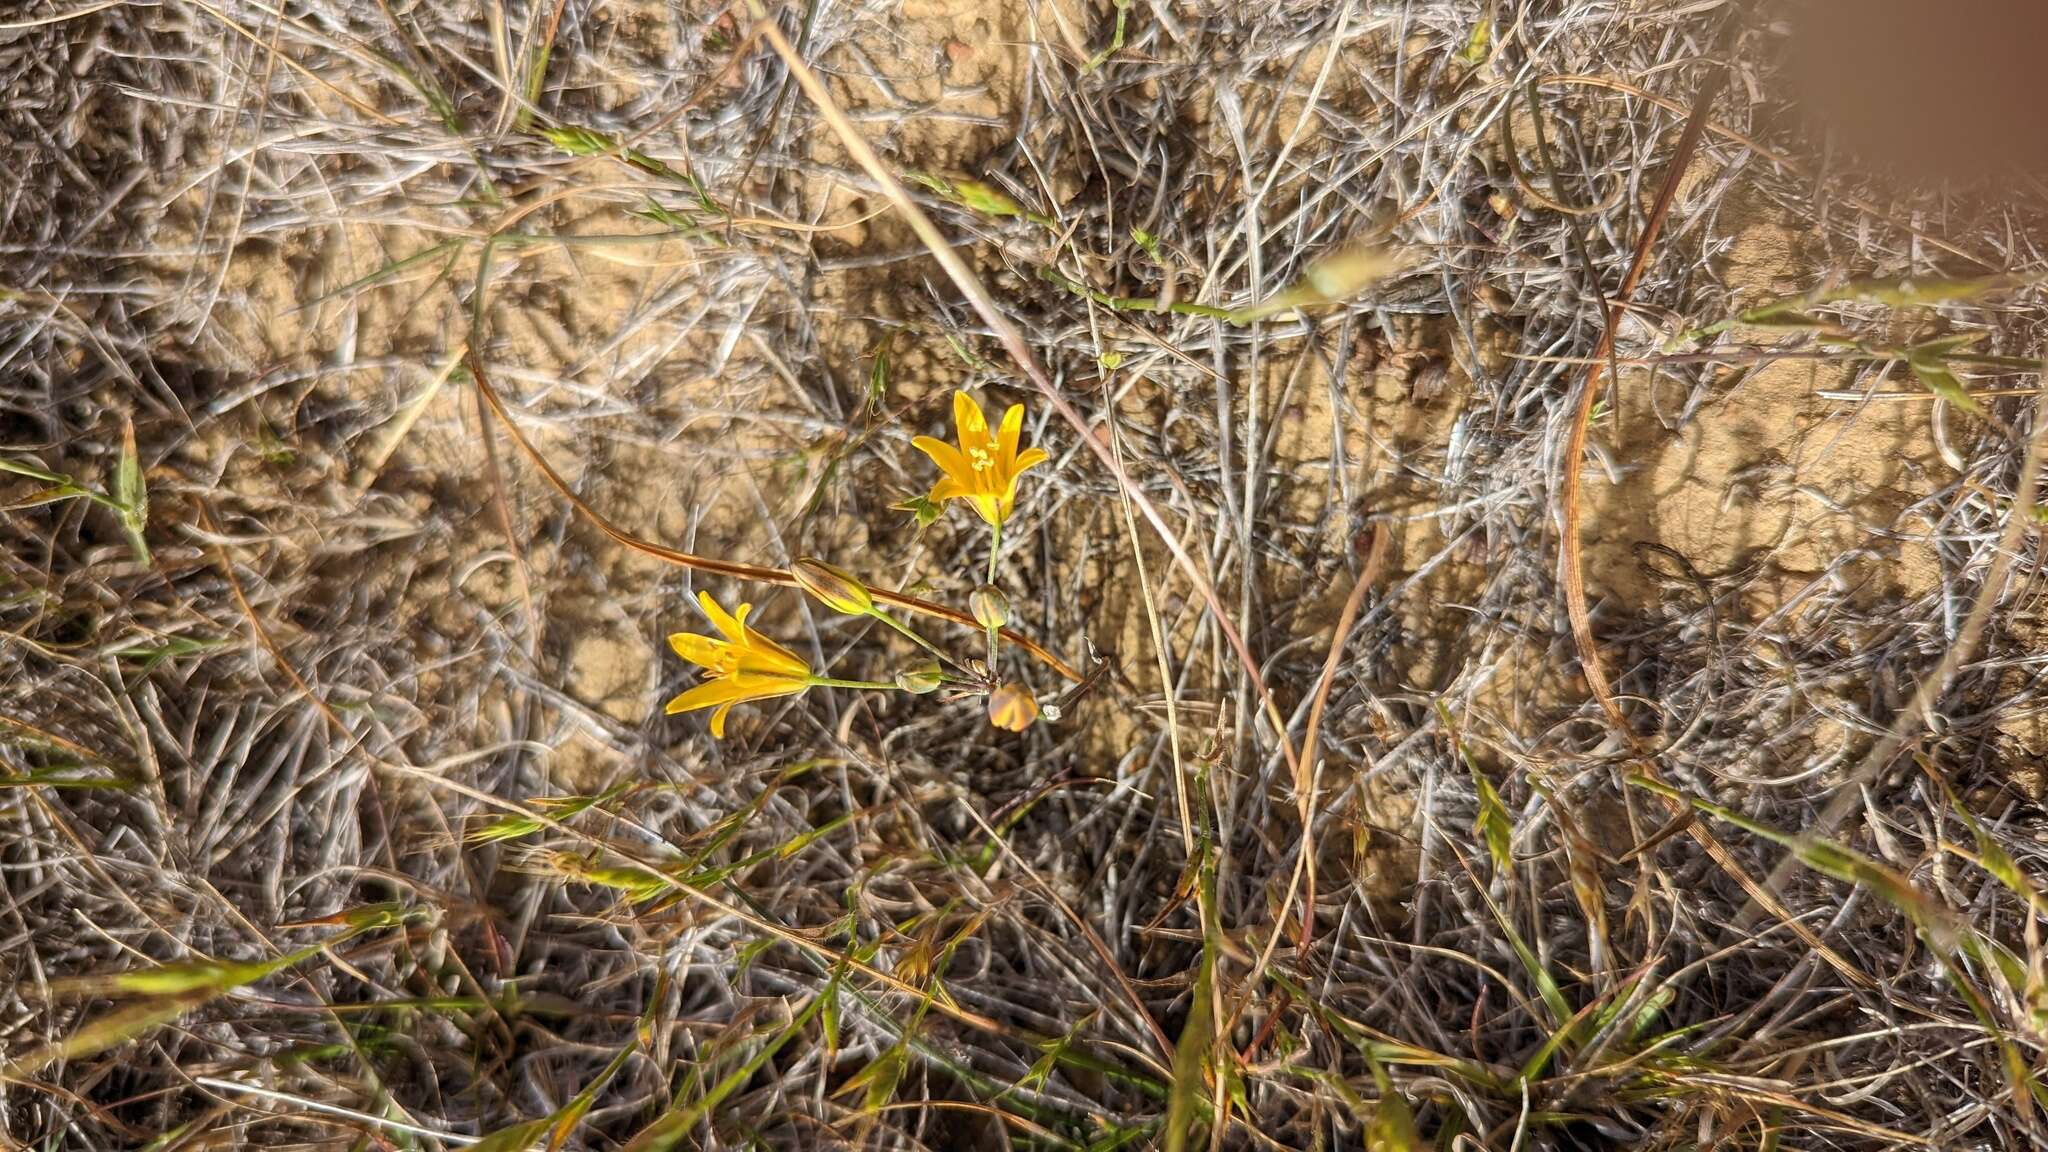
[741,7,1305,782]
[1557,50,1729,735]
[13,1,2048,1148]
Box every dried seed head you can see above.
[791,558,873,615]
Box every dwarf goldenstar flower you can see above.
[912,391,1050,526]
[665,591,812,738]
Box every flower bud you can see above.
[896,662,944,694]
[987,682,1040,732]
[791,558,873,615]
[1301,244,1398,303]
[968,584,1010,630]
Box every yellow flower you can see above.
[665,591,813,738]
[912,391,1050,526]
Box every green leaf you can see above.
[952,179,1022,218]
[941,330,988,370]
[1737,309,1830,331]
[868,338,892,417]
[107,953,304,997]
[471,1038,638,1152]
[111,633,229,673]
[558,859,670,903]
[624,996,823,1152]
[843,1043,908,1113]
[1627,774,1967,949]
[4,995,202,1076]
[735,936,776,975]
[0,456,75,487]
[13,935,376,1076]
[1369,1085,1420,1150]
[893,493,942,529]
[1908,351,1983,417]
[1472,772,1513,874]
[633,199,696,229]
[1163,947,1214,1152]
[1671,273,2032,347]
[0,456,122,514]
[1131,228,1162,261]
[467,814,546,843]
[468,1117,555,1152]
[539,124,686,183]
[1366,1054,1420,1150]
[1084,0,1132,72]
[821,971,843,1055]
[540,125,610,155]
[116,417,149,565]
[479,778,638,844]
[907,171,1023,218]
[1442,701,1512,873]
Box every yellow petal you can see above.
[665,677,755,715]
[698,591,746,643]
[973,494,1004,526]
[739,634,810,678]
[912,435,973,489]
[1012,445,1049,476]
[997,447,1049,515]
[953,390,991,448]
[668,675,810,735]
[668,632,726,669]
[997,403,1025,469]
[731,672,812,700]
[929,475,969,502]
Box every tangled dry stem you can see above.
[5,1,2048,1149]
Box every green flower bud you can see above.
[791,558,873,615]
[895,662,944,694]
[968,584,1010,630]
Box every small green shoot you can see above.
[894,492,943,529]
[540,123,688,183]
[0,451,150,565]
[1085,0,1133,72]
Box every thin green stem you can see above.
[868,608,972,674]
[806,676,903,692]
[985,520,1002,669]
[1037,266,1236,320]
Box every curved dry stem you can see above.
[1548,49,1875,989]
